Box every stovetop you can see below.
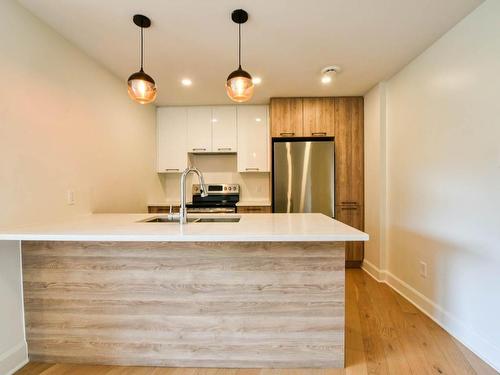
[190,183,240,208]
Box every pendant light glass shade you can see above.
[128,70,157,104]
[128,15,157,104]
[226,67,254,103]
[226,9,254,103]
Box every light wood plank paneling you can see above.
[17,271,498,375]
[22,241,345,368]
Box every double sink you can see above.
[142,216,241,223]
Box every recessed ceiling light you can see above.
[320,65,341,85]
[181,78,192,86]
[252,77,262,85]
[321,76,332,84]
[255,118,262,122]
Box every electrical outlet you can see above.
[67,190,75,206]
[419,261,427,278]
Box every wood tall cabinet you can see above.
[270,96,365,267]
[334,97,364,267]
[271,97,336,138]
[303,98,335,137]
[270,98,303,137]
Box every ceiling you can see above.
[18,0,483,106]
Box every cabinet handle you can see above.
[192,148,207,151]
[341,207,358,211]
[217,147,232,151]
[312,132,327,136]
[341,201,358,205]
[280,132,295,136]
[164,168,179,171]
[245,167,260,171]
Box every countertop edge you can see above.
[0,234,369,242]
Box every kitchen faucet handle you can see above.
[169,205,173,215]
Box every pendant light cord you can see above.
[238,23,241,69]
[140,26,144,71]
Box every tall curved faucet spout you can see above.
[179,167,207,224]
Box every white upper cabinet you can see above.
[237,105,270,172]
[157,107,188,173]
[187,107,212,153]
[212,106,237,152]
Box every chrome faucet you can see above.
[179,166,207,224]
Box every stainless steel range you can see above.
[187,184,240,214]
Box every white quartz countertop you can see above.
[0,213,369,242]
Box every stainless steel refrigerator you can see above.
[273,140,335,217]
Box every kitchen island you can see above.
[0,213,368,369]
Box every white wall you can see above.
[363,83,387,272]
[0,0,164,228]
[364,0,500,370]
[0,0,163,372]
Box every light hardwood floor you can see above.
[16,269,498,375]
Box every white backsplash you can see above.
[159,154,270,203]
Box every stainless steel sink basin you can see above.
[196,217,240,223]
[140,216,241,223]
[142,216,200,223]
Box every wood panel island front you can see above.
[0,213,368,369]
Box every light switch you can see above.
[67,190,75,206]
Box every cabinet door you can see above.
[334,97,364,206]
[270,98,303,137]
[212,106,237,152]
[303,98,335,137]
[335,205,364,265]
[237,105,270,172]
[157,107,188,173]
[187,107,212,152]
[237,206,272,213]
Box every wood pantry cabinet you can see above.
[334,97,364,267]
[271,97,335,138]
[270,96,364,266]
[270,98,303,137]
[303,97,335,137]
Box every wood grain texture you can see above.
[270,98,303,137]
[17,270,498,375]
[303,98,335,137]
[236,206,272,214]
[148,206,180,214]
[334,97,364,264]
[22,241,345,368]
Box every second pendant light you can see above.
[225,9,254,103]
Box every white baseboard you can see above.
[361,260,500,373]
[0,341,28,375]
[360,259,383,282]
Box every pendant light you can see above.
[127,15,157,104]
[226,9,254,103]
